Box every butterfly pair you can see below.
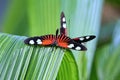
[24,12,96,51]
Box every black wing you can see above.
[60,12,67,35]
[72,35,96,43]
[24,35,55,46]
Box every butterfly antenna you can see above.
[68,19,70,35]
[56,29,59,37]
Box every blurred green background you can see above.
[0,0,120,80]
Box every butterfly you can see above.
[24,12,96,51]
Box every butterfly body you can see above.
[24,12,96,51]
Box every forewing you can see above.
[24,35,55,46]
[73,35,96,43]
[60,12,67,35]
[57,35,87,51]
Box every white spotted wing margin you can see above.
[24,35,55,46]
[60,12,67,35]
[67,39,87,51]
[73,35,96,44]
[24,37,41,45]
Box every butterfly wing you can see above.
[72,35,96,43]
[57,34,87,51]
[60,12,67,35]
[24,35,55,46]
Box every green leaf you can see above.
[66,0,104,79]
[2,0,29,35]
[28,0,61,36]
[0,33,65,80]
[94,44,120,80]
[57,50,79,80]
[90,20,120,80]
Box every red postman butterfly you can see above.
[24,12,96,51]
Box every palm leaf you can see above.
[0,33,78,79]
[0,33,64,79]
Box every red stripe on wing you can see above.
[41,35,55,45]
[57,34,70,48]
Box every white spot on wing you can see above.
[29,40,35,44]
[75,46,81,50]
[81,43,85,45]
[62,17,66,22]
[63,23,66,28]
[36,39,42,44]
[86,36,90,39]
[67,44,74,48]
[79,37,84,41]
